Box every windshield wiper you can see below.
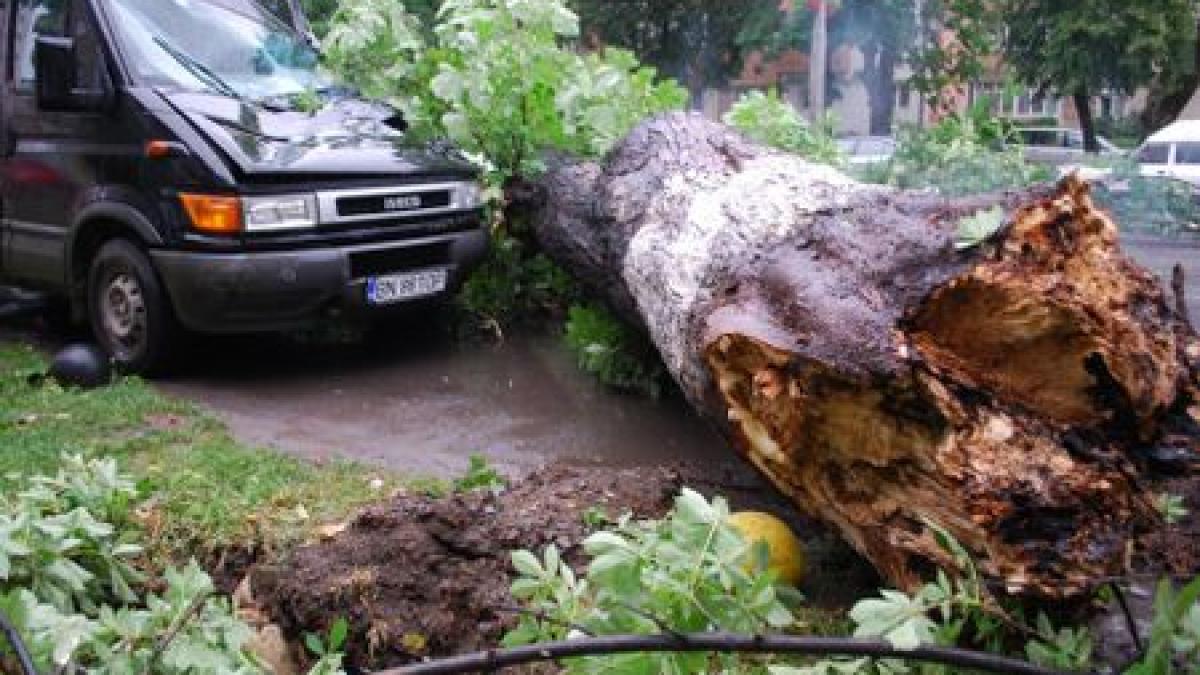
[254,86,349,113]
[152,36,243,101]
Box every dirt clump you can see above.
[254,463,686,670]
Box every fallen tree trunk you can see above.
[518,112,1200,597]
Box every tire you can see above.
[86,239,179,374]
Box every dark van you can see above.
[0,0,487,372]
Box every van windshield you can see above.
[106,0,332,102]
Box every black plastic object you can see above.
[48,342,111,389]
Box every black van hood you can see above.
[163,91,477,178]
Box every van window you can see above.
[107,0,329,102]
[13,0,68,88]
[1175,142,1200,165]
[1137,143,1171,164]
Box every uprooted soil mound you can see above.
[252,462,871,670]
[252,457,1200,671]
[253,464,691,668]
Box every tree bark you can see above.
[1074,89,1100,154]
[519,113,1200,598]
[862,41,898,136]
[1141,18,1200,132]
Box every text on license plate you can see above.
[366,269,448,304]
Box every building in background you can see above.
[698,18,1148,136]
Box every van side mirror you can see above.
[34,36,111,112]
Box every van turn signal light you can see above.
[144,140,188,159]
[179,194,243,234]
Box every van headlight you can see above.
[242,194,318,231]
[452,182,484,210]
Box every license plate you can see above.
[366,269,447,304]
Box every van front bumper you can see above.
[150,229,487,333]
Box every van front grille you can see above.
[336,190,452,218]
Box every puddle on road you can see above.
[158,327,738,478]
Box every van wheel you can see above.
[87,240,177,374]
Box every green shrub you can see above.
[724,90,842,166]
[563,303,665,398]
[1126,576,1200,674]
[0,455,346,674]
[0,455,143,616]
[1090,160,1200,235]
[783,524,1196,674]
[323,0,687,182]
[505,498,1199,674]
[862,103,1048,196]
[456,234,581,328]
[325,0,690,393]
[1095,114,1146,149]
[504,488,797,673]
[453,454,507,495]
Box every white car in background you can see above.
[1133,119,1200,186]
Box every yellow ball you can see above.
[726,511,805,586]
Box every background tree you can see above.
[764,0,988,135]
[1002,0,1195,152]
[290,0,442,37]
[569,0,785,99]
[1140,0,1200,132]
[828,0,914,135]
[906,0,999,113]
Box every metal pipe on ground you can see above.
[380,632,1068,675]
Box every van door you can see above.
[0,0,113,289]
[0,0,11,278]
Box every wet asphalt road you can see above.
[1124,234,1200,321]
[157,327,741,479]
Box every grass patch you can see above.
[0,342,401,563]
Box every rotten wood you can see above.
[516,112,1200,597]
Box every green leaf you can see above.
[956,207,1006,249]
[849,590,937,650]
[509,577,541,599]
[588,547,635,580]
[764,601,794,628]
[674,488,714,525]
[45,558,93,592]
[305,631,326,656]
[543,545,561,577]
[511,549,543,577]
[329,616,349,651]
[47,612,96,666]
[582,531,626,555]
[431,68,465,102]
